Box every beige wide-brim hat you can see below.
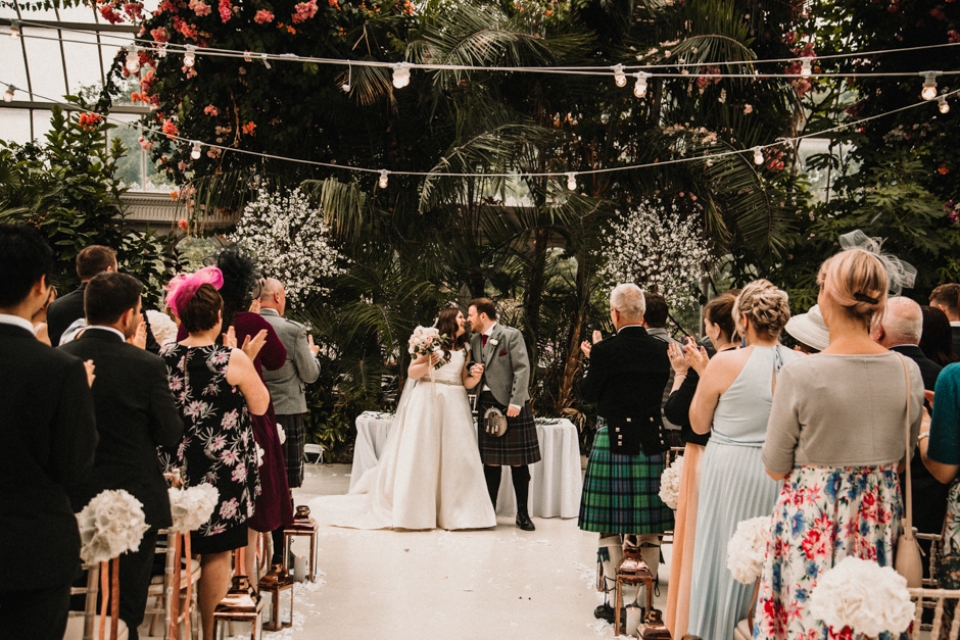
[785,304,830,352]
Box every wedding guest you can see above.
[578,284,673,626]
[920,305,959,367]
[47,245,117,346]
[755,246,922,639]
[0,224,97,640]
[162,271,269,640]
[642,292,683,441]
[686,279,800,640]
[783,303,830,353]
[258,278,321,563]
[60,272,183,640]
[663,289,739,639]
[31,286,56,345]
[930,283,960,355]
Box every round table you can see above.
[350,412,583,519]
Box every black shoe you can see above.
[594,603,615,623]
[516,511,535,531]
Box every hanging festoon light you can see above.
[378,170,389,188]
[939,95,951,114]
[3,84,16,102]
[9,19,21,39]
[126,45,141,73]
[800,57,812,79]
[612,64,627,88]
[341,64,351,93]
[753,146,764,165]
[183,45,196,67]
[392,62,411,89]
[190,141,203,159]
[634,71,649,98]
[921,71,941,101]
[566,172,577,191]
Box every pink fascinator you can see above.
[166,266,224,319]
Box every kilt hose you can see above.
[276,413,306,489]
[578,418,674,534]
[476,391,541,466]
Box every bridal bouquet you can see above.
[809,557,914,638]
[76,489,151,564]
[726,516,772,585]
[168,484,220,533]
[408,326,450,369]
[658,455,684,510]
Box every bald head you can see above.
[872,296,923,347]
[259,277,286,315]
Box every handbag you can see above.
[483,406,508,438]
[894,354,923,589]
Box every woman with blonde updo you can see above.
[753,248,922,639]
[686,279,801,640]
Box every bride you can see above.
[309,307,496,530]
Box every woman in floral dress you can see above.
[162,271,270,640]
[754,243,923,640]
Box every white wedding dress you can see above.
[309,349,496,530]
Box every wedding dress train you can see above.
[309,350,496,530]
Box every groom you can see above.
[467,298,540,531]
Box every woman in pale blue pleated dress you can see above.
[686,280,800,640]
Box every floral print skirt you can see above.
[753,463,904,640]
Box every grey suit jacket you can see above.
[260,308,321,414]
[469,323,530,408]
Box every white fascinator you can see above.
[838,230,917,296]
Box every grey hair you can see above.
[610,284,646,321]
[881,296,923,344]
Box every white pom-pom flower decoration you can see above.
[168,484,220,533]
[809,557,914,638]
[726,516,771,585]
[76,489,150,564]
[146,309,178,346]
[658,455,684,510]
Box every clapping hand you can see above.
[127,320,147,349]
[683,338,710,375]
[248,298,262,314]
[580,330,604,358]
[308,334,320,357]
[667,341,689,376]
[241,329,268,362]
[84,360,96,387]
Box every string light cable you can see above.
[4,80,956,183]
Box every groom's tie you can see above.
[481,334,488,348]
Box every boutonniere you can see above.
[489,338,500,346]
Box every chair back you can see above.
[909,587,960,639]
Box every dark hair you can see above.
[643,292,668,328]
[468,297,497,321]
[930,284,960,317]
[919,305,959,367]
[0,224,55,308]
[435,307,468,363]
[84,272,143,326]
[181,284,223,334]
[704,289,741,343]
[217,247,258,333]
[76,245,117,281]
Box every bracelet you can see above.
[917,432,930,442]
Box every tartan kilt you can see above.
[276,413,305,489]
[578,418,674,534]
[476,391,541,466]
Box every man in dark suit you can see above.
[46,244,117,347]
[578,284,673,623]
[930,283,960,357]
[873,296,945,575]
[60,272,183,640]
[0,224,98,640]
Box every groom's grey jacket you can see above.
[470,323,530,408]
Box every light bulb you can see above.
[9,20,20,39]
[800,57,812,79]
[342,64,352,92]
[612,64,627,88]
[183,45,196,67]
[752,146,764,165]
[921,71,939,101]
[190,141,202,160]
[566,172,577,191]
[3,85,16,102]
[938,96,950,114]
[392,63,410,89]
[633,71,649,98]
[126,46,140,73]
[378,170,389,189]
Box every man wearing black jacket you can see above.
[0,224,98,640]
[46,245,117,347]
[61,272,183,640]
[578,283,674,624]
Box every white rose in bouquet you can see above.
[726,516,771,585]
[76,489,150,565]
[658,455,684,510]
[169,483,220,532]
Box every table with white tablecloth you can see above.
[350,411,583,519]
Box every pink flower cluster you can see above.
[189,0,212,16]
[204,104,219,116]
[218,0,233,22]
[291,0,318,23]
[150,26,170,42]
[254,8,275,23]
[173,17,199,40]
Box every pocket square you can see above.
[499,349,508,357]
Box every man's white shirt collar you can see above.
[483,322,498,337]
[0,314,36,334]
[86,325,127,341]
[951,321,960,327]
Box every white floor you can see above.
[257,463,670,640]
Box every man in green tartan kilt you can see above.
[578,284,674,624]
